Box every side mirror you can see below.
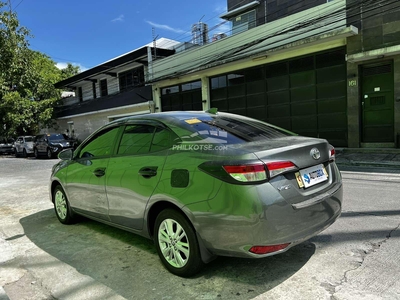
[58,148,73,160]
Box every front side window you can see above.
[79,127,119,158]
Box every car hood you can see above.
[50,140,71,147]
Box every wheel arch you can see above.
[146,200,216,264]
[50,180,63,203]
[147,201,185,238]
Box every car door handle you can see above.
[138,166,158,178]
[93,168,106,177]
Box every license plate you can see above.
[295,164,328,188]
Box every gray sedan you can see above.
[49,111,343,277]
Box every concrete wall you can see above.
[346,0,400,147]
[346,61,361,148]
[52,102,152,142]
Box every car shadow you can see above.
[20,209,315,299]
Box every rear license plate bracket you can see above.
[295,164,328,188]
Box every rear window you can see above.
[24,137,33,142]
[169,114,295,144]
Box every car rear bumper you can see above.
[185,175,343,259]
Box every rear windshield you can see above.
[24,137,33,142]
[170,114,296,144]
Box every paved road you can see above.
[0,156,399,300]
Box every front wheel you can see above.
[34,148,39,159]
[22,148,27,158]
[14,148,19,158]
[46,148,52,159]
[53,185,75,224]
[154,209,204,277]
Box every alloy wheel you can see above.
[158,218,190,268]
[54,190,67,220]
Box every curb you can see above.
[336,161,400,169]
[0,286,10,300]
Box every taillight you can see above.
[223,164,267,182]
[329,146,335,161]
[249,243,291,254]
[265,161,297,178]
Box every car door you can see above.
[35,135,45,153]
[64,126,120,220]
[106,122,173,229]
[15,137,22,153]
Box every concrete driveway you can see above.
[1,156,399,299]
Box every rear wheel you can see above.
[53,185,75,224]
[47,148,52,159]
[154,209,204,277]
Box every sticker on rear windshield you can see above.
[185,118,202,124]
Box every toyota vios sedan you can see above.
[50,110,342,277]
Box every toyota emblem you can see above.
[310,148,320,160]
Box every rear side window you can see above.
[117,125,154,155]
[117,125,174,155]
[79,127,119,158]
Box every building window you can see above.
[92,82,97,99]
[100,79,108,97]
[162,85,179,95]
[232,10,256,35]
[119,67,145,92]
[181,81,201,91]
[78,87,83,102]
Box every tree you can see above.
[0,1,80,137]
[60,63,80,81]
[0,92,55,135]
[0,1,31,99]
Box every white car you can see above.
[14,136,34,157]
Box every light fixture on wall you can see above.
[252,54,268,61]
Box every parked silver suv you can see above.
[14,136,34,157]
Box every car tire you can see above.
[33,148,39,158]
[47,148,52,159]
[154,209,204,277]
[53,185,75,225]
[22,148,27,158]
[14,148,19,158]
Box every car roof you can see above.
[109,111,251,126]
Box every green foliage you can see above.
[0,92,58,136]
[60,63,80,81]
[0,2,80,137]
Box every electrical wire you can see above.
[63,0,399,101]
[147,0,399,83]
